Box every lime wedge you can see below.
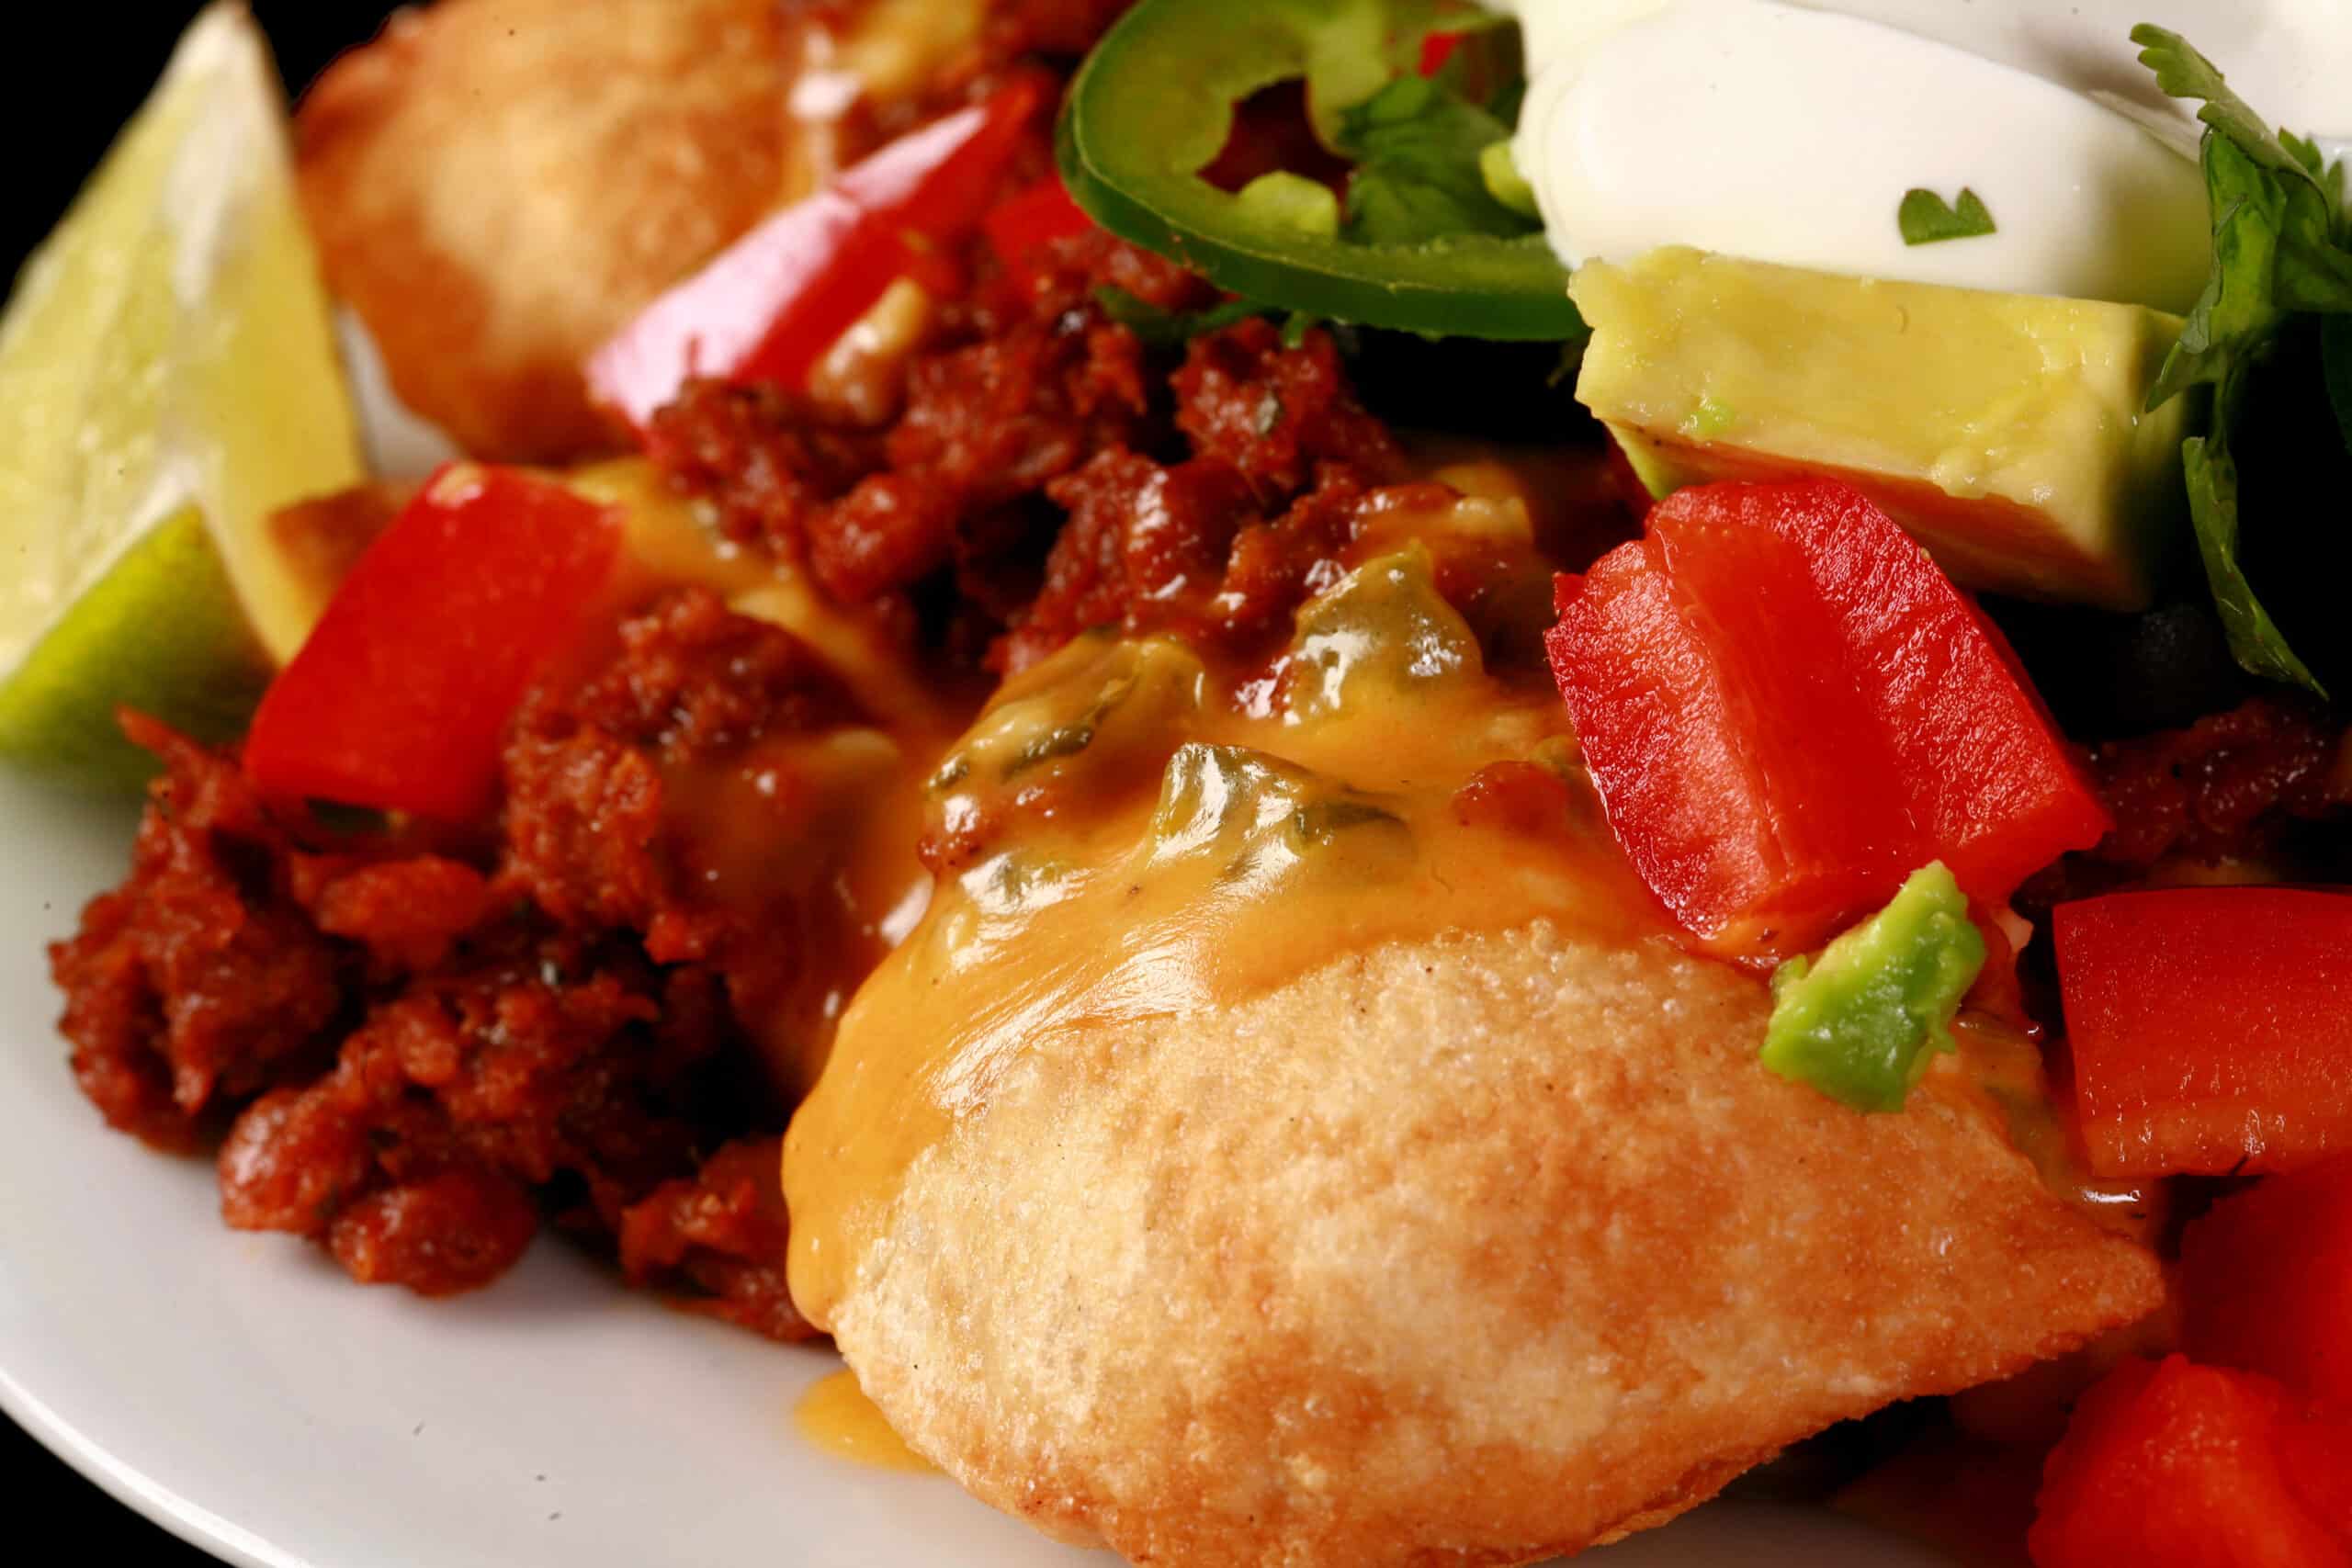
[0,2,363,788]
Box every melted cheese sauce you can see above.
[783,531,1672,1328]
[1945,1017,2166,1248]
[566,458,972,1093]
[560,457,2142,1336]
[795,1368,939,1472]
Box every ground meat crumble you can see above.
[51,594,845,1332]
[648,225,1428,679]
[2020,695,2352,908]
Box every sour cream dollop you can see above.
[1495,0,2352,311]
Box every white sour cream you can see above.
[1496,0,2352,311]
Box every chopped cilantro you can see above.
[2132,25,2352,697]
[1295,0,1503,147]
[1897,187,1997,245]
[1334,74,1544,246]
[1092,288,1268,348]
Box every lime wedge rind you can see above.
[155,5,366,661]
[0,509,271,788]
[0,2,364,790]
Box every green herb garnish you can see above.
[1092,287,1269,347]
[1056,0,1581,341]
[2133,24,2352,696]
[1333,73,1543,245]
[1897,187,1996,245]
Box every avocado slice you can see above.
[1570,247,2196,610]
[1761,862,1986,1115]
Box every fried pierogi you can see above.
[784,541,2162,1567]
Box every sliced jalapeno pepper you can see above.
[1056,0,1583,342]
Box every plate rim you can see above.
[1,1357,292,1568]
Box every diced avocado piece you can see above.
[1761,862,1986,1114]
[1569,247,2197,610]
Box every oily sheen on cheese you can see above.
[781,496,2163,1566]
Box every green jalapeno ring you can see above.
[1055,0,1586,342]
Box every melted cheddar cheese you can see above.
[568,457,971,1093]
[783,519,1671,1328]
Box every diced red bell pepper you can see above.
[243,464,620,822]
[2179,1159,2352,1402]
[983,175,1093,273]
[1418,31,1464,76]
[586,78,1043,428]
[2030,1355,2352,1568]
[2054,886,2352,1178]
[1544,478,2109,957]
[2285,1412,2352,1555]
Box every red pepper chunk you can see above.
[586,79,1042,429]
[1545,479,2108,957]
[983,175,1093,273]
[243,464,620,822]
[2182,1160,2352,1404]
[2030,1355,2352,1568]
[2055,887,2352,1178]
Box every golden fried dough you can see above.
[809,923,2160,1566]
[295,0,803,461]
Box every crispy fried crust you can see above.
[294,0,802,461]
[822,923,2162,1566]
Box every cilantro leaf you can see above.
[2146,133,2298,410]
[1092,287,1269,347]
[1301,0,1507,148]
[1484,75,1527,130]
[1334,74,1543,245]
[2132,26,2352,315]
[2180,433,2324,691]
[1897,187,1996,245]
[2281,129,2347,199]
[2132,25,2352,696]
[2132,27,2324,189]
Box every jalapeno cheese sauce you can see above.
[782,491,1668,1327]
[1496,0,2352,310]
[569,458,967,1097]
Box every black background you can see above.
[5,5,396,1561]
[7,5,400,269]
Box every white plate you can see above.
[0,771,1956,1566]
